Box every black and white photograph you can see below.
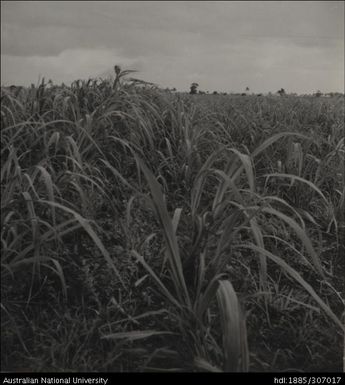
[1,0,344,375]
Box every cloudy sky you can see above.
[1,1,344,93]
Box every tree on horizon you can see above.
[190,83,199,95]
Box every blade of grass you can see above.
[101,330,175,341]
[131,250,182,310]
[38,200,125,288]
[134,154,191,308]
[261,206,324,277]
[235,243,344,332]
[216,280,248,372]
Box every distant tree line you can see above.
[188,83,337,97]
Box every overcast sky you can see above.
[1,1,344,93]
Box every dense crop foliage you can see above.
[1,75,344,372]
